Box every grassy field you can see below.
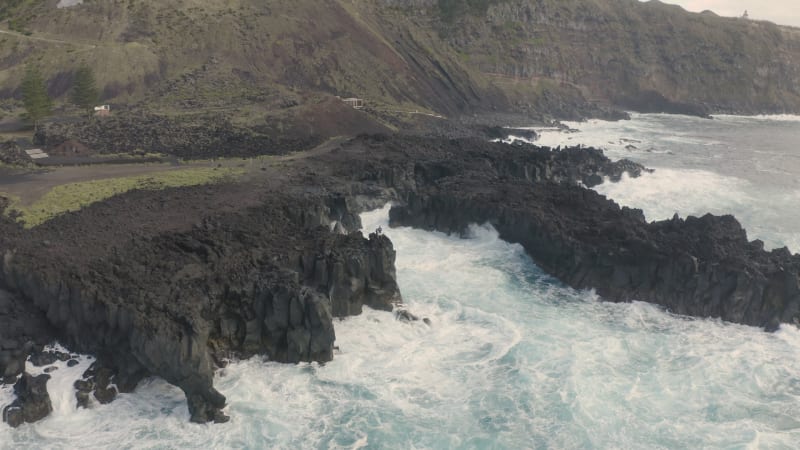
[2,166,243,227]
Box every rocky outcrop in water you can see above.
[303,135,800,330]
[331,137,799,330]
[2,373,52,428]
[390,185,800,330]
[74,362,118,408]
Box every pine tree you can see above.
[21,65,52,132]
[70,65,99,113]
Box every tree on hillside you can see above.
[21,65,52,131]
[70,66,99,113]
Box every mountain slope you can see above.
[429,0,800,114]
[0,0,798,121]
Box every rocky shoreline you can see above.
[1,134,798,427]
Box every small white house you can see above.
[341,98,365,109]
[94,104,111,117]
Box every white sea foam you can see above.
[714,114,800,122]
[593,168,800,251]
[2,205,799,448]
[538,113,800,252]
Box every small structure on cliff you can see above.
[48,139,93,157]
[24,149,49,160]
[94,105,111,117]
[340,97,365,109]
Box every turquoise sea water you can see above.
[2,115,799,449]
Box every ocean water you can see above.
[535,113,800,252]
[3,115,800,449]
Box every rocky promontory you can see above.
[312,135,799,330]
[0,186,400,424]
[1,134,798,427]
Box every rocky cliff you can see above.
[311,135,800,330]
[0,186,400,424]
[420,0,800,115]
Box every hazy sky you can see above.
[647,0,800,27]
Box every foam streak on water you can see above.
[537,113,800,252]
[2,205,799,449]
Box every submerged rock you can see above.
[395,309,419,322]
[394,308,431,326]
[29,350,70,367]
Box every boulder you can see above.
[2,373,52,427]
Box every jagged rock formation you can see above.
[74,361,120,408]
[0,188,400,424]
[312,135,800,329]
[0,289,55,383]
[2,373,52,428]
[390,186,800,330]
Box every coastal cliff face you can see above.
[0,189,400,424]
[390,187,800,330]
[1,0,799,118]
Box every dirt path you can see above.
[0,28,97,50]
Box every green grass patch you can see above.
[3,167,243,228]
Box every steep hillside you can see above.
[424,0,800,114]
[0,0,798,121]
[0,0,507,117]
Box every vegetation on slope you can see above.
[0,0,797,121]
[2,166,243,227]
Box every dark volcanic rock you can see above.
[0,289,55,382]
[386,171,800,330]
[1,132,796,427]
[2,373,52,428]
[35,112,320,160]
[0,189,401,423]
[483,126,539,142]
[94,385,118,405]
[615,90,712,118]
[0,142,33,167]
[74,378,94,409]
[315,135,799,330]
[29,350,70,367]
